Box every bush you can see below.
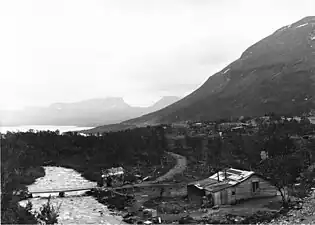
[1,198,60,225]
[1,201,38,224]
[35,196,61,224]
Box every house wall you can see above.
[233,175,277,202]
[207,175,277,206]
[213,192,221,205]
[187,185,205,205]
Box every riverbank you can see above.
[56,151,176,185]
[1,166,45,224]
[89,152,188,224]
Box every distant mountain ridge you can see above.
[0,96,180,127]
[117,16,315,126]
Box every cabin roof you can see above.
[102,167,124,177]
[188,168,256,192]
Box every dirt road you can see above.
[153,152,187,183]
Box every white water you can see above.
[0,125,93,134]
[19,166,124,224]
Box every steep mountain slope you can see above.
[0,97,180,127]
[124,16,315,125]
[146,96,180,113]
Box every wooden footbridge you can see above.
[27,182,180,198]
[28,186,97,195]
[28,182,173,194]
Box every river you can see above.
[19,166,124,224]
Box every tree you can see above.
[255,154,304,207]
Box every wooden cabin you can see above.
[101,167,125,187]
[187,168,277,206]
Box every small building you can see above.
[187,168,277,206]
[101,167,125,187]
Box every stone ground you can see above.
[261,189,315,224]
[145,195,283,223]
[258,162,315,225]
[19,166,125,224]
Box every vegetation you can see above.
[1,125,167,224]
[2,114,315,223]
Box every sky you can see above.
[0,0,314,110]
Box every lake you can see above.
[0,125,94,134]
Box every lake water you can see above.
[0,125,94,134]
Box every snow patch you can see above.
[311,36,315,40]
[296,23,308,28]
[222,68,230,74]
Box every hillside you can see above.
[0,96,180,127]
[123,16,315,125]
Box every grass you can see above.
[143,196,198,214]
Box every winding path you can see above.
[152,152,187,183]
[110,152,187,190]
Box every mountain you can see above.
[0,96,180,127]
[121,17,315,125]
[147,96,180,113]
[82,96,180,133]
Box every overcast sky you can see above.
[0,0,314,109]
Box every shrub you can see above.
[35,196,61,224]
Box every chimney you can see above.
[224,169,227,180]
[217,171,220,181]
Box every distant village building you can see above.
[260,151,269,160]
[187,168,277,206]
[218,122,251,131]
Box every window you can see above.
[231,190,236,195]
[252,181,259,193]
